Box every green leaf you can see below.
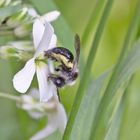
[0,4,22,19]
[104,92,125,140]
[111,38,140,94]
[104,76,133,140]
[69,70,110,140]
[118,75,140,140]
[89,0,140,138]
[90,38,140,139]
[66,37,140,140]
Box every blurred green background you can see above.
[0,0,140,139]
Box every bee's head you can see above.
[65,70,79,86]
[72,71,78,80]
[49,76,66,88]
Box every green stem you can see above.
[0,25,12,30]
[62,0,114,139]
[0,92,20,102]
[89,0,140,140]
[0,30,14,35]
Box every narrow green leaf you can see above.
[69,70,110,140]
[85,38,140,140]
[0,4,22,19]
[104,91,125,140]
[104,76,133,140]
[89,0,140,139]
[63,0,114,139]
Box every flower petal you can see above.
[20,95,34,110]
[48,34,57,50]
[46,103,67,133]
[27,110,44,120]
[42,10,60,22]
[36,63,54,102]
[34,22,54,57]
[54,102,67,133]
[27,7,38,18]
[30,96,67,140]
[19,89,45,119]
[32,19,45,49]
[28,88,40,100]
[32,10,59,49]
[43,95,67,134]
[13,58,35,93]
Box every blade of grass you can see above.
[104,76,134,140]
[104,89,125,140]
[69,70,110,140]
[90,41,140,139]
[89,0,140,139]
[63,0,114,139]
[67,37,140,140]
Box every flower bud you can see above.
[14,23,32,38]
[0,41,34,60]
[0,45,18,59]
[6,7,28,28]
[10,0,22,6]
[27,7,38,18]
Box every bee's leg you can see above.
[57,88,61,102]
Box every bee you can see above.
[45,34,80,88]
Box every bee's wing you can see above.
[73,34,80,69]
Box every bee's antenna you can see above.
[73,34,80,70]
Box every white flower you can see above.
[27,8,60,23]
[18,89,67,140]
[13,11,59,102]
